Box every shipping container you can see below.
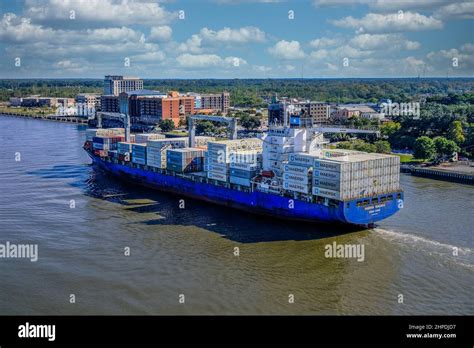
[207,171,228,182]
[135,133,165,144]
[230,168,258,179]
[283,173,310,185]
[312,187,341,200]
[288,153,316,168]
[230,176,252,187]
[283,181,310,194]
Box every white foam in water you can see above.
[374,228,474,268]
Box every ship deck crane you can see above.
[188,114,237,147]
[96,112,131,142]
[311,125,381,137]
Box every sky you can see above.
[0,0,473,78]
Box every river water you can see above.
[0,116,472,315]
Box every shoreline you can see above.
[0,112,88,124]
[401,164,474,185]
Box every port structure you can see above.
[188,114,238,147]
[96,112,131,142]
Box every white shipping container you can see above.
[208,164,229,174]
[135,133,165,143]
[207,171,228,182]
[288,153,316,167]
[314,159,351,173]
[312,187,341,200]
[283,173,310,185]
[283,181,310,194]
[117,142,133,154]
[283,164,311,175]
[230,176,252,187]
[230,162,259,170]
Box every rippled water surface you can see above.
[0,116,472,315]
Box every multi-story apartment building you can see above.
[138,91,195,126]
[76,94,101,116]
[103,75,143,96]
[100,95,120,113]
[199,92,230,114]
[301,102,330,124]
[268,97,330,125]
[118,90,165,119]
[115,90,195,127]
[13,96,75,108]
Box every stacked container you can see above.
[117,142,133,154]
[194,136,216,147]
[146,138,188,168]
[282,153,316,194]
[312,153,400,200]
[207,138,263,182]
[166,148,205,173]
[132,144,147,165]
[92,135,125,151]
[229,150,262,187]
[86,128,125,141]
[135,133,165,144]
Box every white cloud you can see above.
[177,34,203,53]
[434,1,474,19]
[350,33,420,51]
[0,14,144,44]
[176,54,222,68]
[350,34,395,50]
[309,37,342,49]
[199,26,266,43]
[461,43,474,52]
[332,12,443,33]
[314,0,456,12]
[25,0,176,26]
[149,26,172,42]
[253,65,272,72]
[215,0,282,3]
[176,53,247,68]
[404,56,425,68]
[310,49,329,60]
[131,51,166,62]
[426,45,474,74]
[268,40,305,59]
[0,13,54,43]
[405,41,420,50]
[54,59,81,69]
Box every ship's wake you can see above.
[374,228,474,269]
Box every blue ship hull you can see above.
[90,154,403,226]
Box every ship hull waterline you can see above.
[89,153,404,227]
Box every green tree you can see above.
[380,121,401,137]
[196,121,216,135]
[158,119,175,132]
[178,116,189,128]
[433,136,460,157]
[240,114,261,130]
[447,120,465,145]
[374,140,391,154]
[413,136,436,160]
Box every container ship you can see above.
[83,118,403,227]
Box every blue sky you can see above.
[0,0,473,78]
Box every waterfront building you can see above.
[103,75,143,96]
